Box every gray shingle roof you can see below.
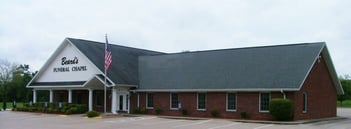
[67,38,164,85]
[138,43,325,91]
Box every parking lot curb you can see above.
[231,116,347,125]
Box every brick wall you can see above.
[131,91,290,120]
[130,55,338,120]
[293,54,337,120]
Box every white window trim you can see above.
[170,93,179,110]
[226,92,237,112]
[303,92,307,113]
[146,93,153,109]
[259,92,271,113]
[197,93,207,111]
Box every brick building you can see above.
[27,38,343,120]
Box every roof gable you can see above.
[138,43,326,91]
[67,38,163,85]
[27,39,104,88]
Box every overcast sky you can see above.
[0,0,350,76]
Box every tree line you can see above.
[0,59,49,109]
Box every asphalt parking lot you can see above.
[0,108,350,129]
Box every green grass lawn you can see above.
[0,102,24,110]
[337,100,351,107]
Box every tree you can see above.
[0,59,18,110]
[338,79,351,106]
[8,64,34,102]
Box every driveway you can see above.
[0,108,350,129]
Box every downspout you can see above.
[281,89,286,99]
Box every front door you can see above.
[119,95,123,111]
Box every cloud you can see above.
[0,0,350,75]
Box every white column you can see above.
[68,89,72,103]
[88,89,93,111]
[111,87,117,114]
[49,89,53,103]
[116,94,120,112]
[33,89,37,103]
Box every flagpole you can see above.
[104,34,108,114]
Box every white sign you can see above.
[53,57,87,72]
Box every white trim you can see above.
[321,47,344,95]
[26,39,69,88]
[146,93,154,109]
[170,93,179,110]
[296,43,344,95]
[303,92,308,113]
[116,84,138,87]
[27,85,84,88]
[93,75,114,87]
[298,43,325,90]
[259,92,271,113]
[197,93,207,111]
[226,92,237,112]
[26,38,117,88]
[67,39,116,86]
[133,88,299,92]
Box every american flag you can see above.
[104,37,112,70]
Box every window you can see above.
[197,93,206,110]
[303,92,307,113]
[227,93,237,111]
[170,93,179,109]
[146,93,154,109]
[259,93,270,112]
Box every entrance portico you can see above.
[26,38,152,114]
[30,74,133,113]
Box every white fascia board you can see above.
[115,84,138,87]
[297,43,325,91]
[92,74,114,87]
[132,88,299,92]
[67,39,116,87]
[27,85,84,88]
[30,87,91,90]
[321,47,344,95]
[26,39,70,88]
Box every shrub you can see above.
[210,110,219,117]
[65,109,72,115]
[155,108,162,115]
[134,107,148,114]
[87,110,100,118]
[240,111,247,119]
[180,109,188,116]
[269,98,294,121]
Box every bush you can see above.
[155,108,162,115]
[17,102,87,114]
[133,107,148,114]
[180,109,188,116]
[240,111,247,119]
[87,110,100,118]
[210,110,219,117]
[269,98,294,121]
